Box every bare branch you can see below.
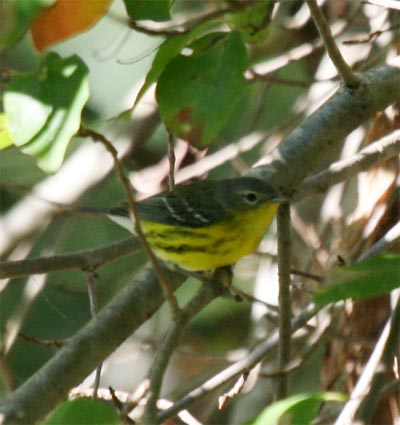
[356,222,400,263]
[249,19,349,77]
[0,236,140,279]
[294,129,400,201]
[167,129,176,191]
[306,0,359,87]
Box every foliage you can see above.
[250,392,346,425]
[43,398,120,424]
[4,53,89,172]
[315,255,400,308]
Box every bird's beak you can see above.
[272,194,291,203]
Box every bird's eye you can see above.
[242,191,259,204]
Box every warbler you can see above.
[100,177,286,271]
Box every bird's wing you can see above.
[137,183,228,228]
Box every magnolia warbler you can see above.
[102,177,286,271]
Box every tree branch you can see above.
[356,222,400,263]
[0,266,185,425]
[276,203,292,399]
[306,0,359,87]
[294,129,400,202]
[0,236,140,279]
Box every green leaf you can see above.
[250,392,346,425]
[123,0,171,22]
[131,19,218,110]
[43,398,120,424]
[228,0,274,43]
[0,0,55,48]
[156,31,248,148]
[0,114,13,150]
[314,255,400,308]
[4,52,89,173]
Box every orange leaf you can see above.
[31,0,113,51]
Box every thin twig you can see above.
[250,18,349,76]
[167,130,176,191]
[17,334,64,349]
[183,3,251,31]
[142,273,224,424]
[306,0,359,87]
[276,203,292,399]
[290,268,323,283]
[85,271,102,400]
[123,3,249,37]
[356,221,400,263]
[128,20,182,37]
[108,386,137,425]
[247,71,323,88]
[79,127,182,321]
[230,285,280,312]
[342,24,400,45]
[294,130,400,202]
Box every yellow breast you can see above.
[141,203,278,271]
